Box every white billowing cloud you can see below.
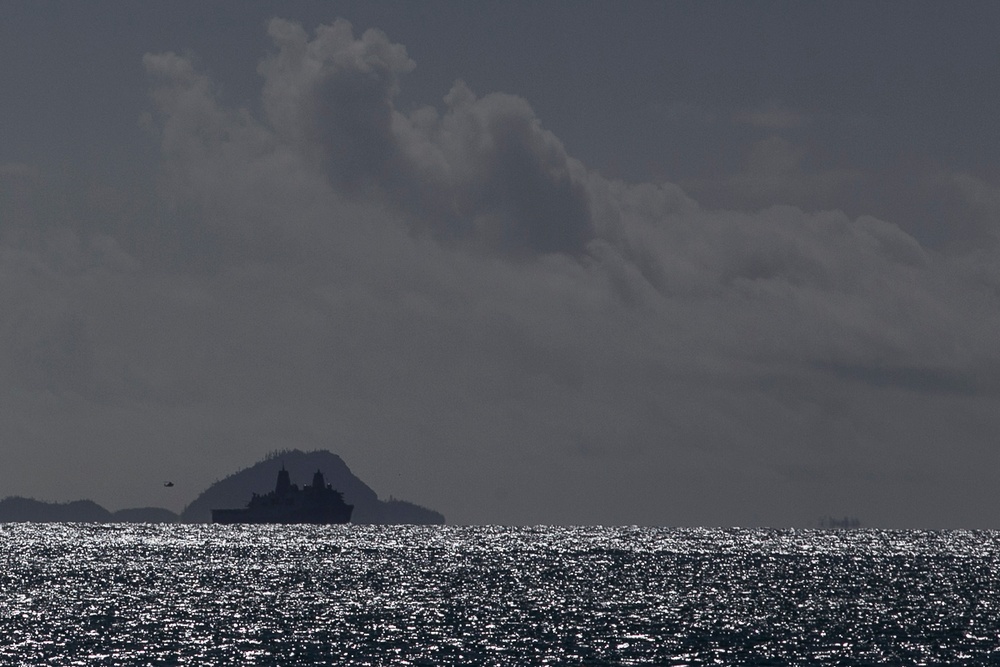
[259,17,594,256]
[396,81,594,255]
[260,18,413,184]
[3,18,1000,527]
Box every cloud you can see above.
[400,81,595,255]
[947,171,1000,245]
[144,19,595,261]
[3,17,1000,527]
[259,18,414,189]
[681,135,864,211]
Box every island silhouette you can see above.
[0,449,444,524]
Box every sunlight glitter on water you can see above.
[1,524,999,665]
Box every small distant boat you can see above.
[211,467,353,524]
[163,481,175,487]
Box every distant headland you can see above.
[0,449,444,524]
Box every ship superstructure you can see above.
[211,467,353,524]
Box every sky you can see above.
[3,1,1000,527]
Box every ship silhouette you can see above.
[211,466,353,524]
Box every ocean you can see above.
[1,524,997,665]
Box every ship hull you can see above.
[211,505,353,525]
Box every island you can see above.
[0,449,444,524]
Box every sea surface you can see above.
[1,525,998,665]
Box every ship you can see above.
[211,466,354,524]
